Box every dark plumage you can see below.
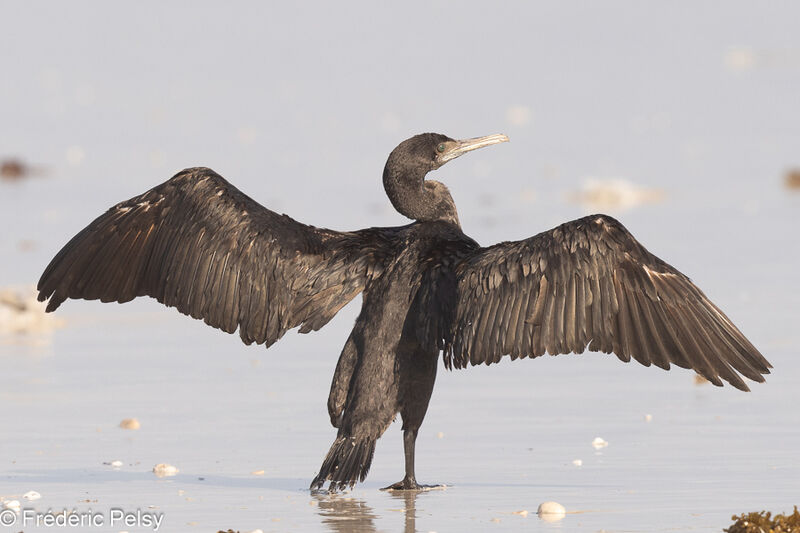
[37,132,771,492]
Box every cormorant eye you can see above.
[436,143,446,153]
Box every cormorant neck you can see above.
[383,164,460,227]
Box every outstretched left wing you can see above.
[38,167,398,348]
[445,214,771,391]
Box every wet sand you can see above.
[2,282,798,532]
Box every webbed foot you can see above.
[380,477,445,491]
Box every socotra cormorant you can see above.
[37,132,771,492]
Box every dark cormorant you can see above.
[37,133,771,492]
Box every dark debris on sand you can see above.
[1,159,28,180]
[785,169,800,190]
[725,506,800,533]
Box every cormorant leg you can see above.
[382,428,419,490]
[382,428,442,491]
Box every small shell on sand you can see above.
[592,437,608,449]
[251,469,265,476]
[152,463,179,477]
[537,501,566,522]
[111,460,124,468]
[644,414,653,422]
[568,178,664,211]
[3,499,21,510]
[0,285,64,335]
[119,418,141,430]
[23,490,41,501]
[572,459,583,467]
[512,510,529,517]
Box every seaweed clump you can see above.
[725,506,800,533]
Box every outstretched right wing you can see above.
[446,215,771,391]
[38,167,398,347]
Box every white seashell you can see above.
[111,460,124,468]
[569,178,664,211]
[23,491,41,501]
[592,437,608,449]
[644,414,653,422]
[537,501,566,522]
[119,418,140,430]
[0,285,64,335]
[3,500,21,510]
[152,463,179,477]
[572,459,583,467]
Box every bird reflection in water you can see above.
[314,490,422,533]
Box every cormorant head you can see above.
[383,132,509,226]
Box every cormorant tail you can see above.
[310,435,376,492]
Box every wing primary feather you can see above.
[613,283,633,363]
[122,228,157,302]
[564,273,577,352]
[126,225,161,298]
[163,227,196,306]
[527,275,548,326]
[622,285,652,367]
[77,229,130,300]
[664,303,723,387]
[589,275,605,349]
[574,274,587,351]
[69,226,124,297]
[632,290,671,370]
[688,300,765,385]
[552,279,566,354]
[542,278,557,355]
[526,278,543,357]
[702,299,771,372]
[107,228,147,303]
[482,283,504,361]
[172,223,203,305]
[599,275,616,343]
[471,286,494,365]
[513,286,532,358]
[503,284,523,356]
[182,228,209,315]
[682,304,748,390]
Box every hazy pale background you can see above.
[1,2,798,532]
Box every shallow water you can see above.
[2,297,798,532]
[2,2,800,532]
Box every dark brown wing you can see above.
[446,214,771,391]
[38,167,398,347]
